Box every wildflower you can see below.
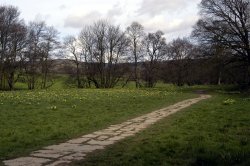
[50,106,57,110]
[223,99,236,105]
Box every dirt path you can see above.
[3,95,211,166]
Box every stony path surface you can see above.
[3,95,211,166]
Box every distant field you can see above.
[73,93,250,166]
[0,86,196,161]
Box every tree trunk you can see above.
[8,71,15,90]
[76,63,81,88]
[0,72,3,90]
[134,40,139,88]
[32,75,35,90]
[218,71,222,85]
[246,62,250,88]
[43,71,48,89]
[42,59,48,89]
[247,49,250,88]
[177,70,182,87]
[135,58,139,88]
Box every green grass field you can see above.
[0,86,196,162]
[0,82,249,166]
[73,93,250,166]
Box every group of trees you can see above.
[0,0,249,90]
[64,21,169,88]
[0,5,59,90]
[64,21,130,88]
[193,0,250,88]
[62,0,250,89]
[0,6,26,90]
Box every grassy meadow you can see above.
[0,79,250,166]
[0,84,196,161]
[74,92,250,166]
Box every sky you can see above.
[1,0,201,41]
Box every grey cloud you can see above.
[64,3,124,29]
[64,11,102,28]
[142,16,198,34]
[59,5,66,10]
[165,18,198,34]
[138,0,193,16]
[107,3,123,18]
[34,13,51,22]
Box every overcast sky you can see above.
[1,0,201,41]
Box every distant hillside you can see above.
[50,59,76,74]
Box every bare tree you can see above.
[167,38,194,86]
[143,31,167,88]
[126,22,145,88]
[193,0,250,88]
[0,5,27,90]
[24,21,47,90]
[64,35,83,88]
[78,26,96,88]
[105,24,129,88]
[79,20,129,88]
[41,26,59,89]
